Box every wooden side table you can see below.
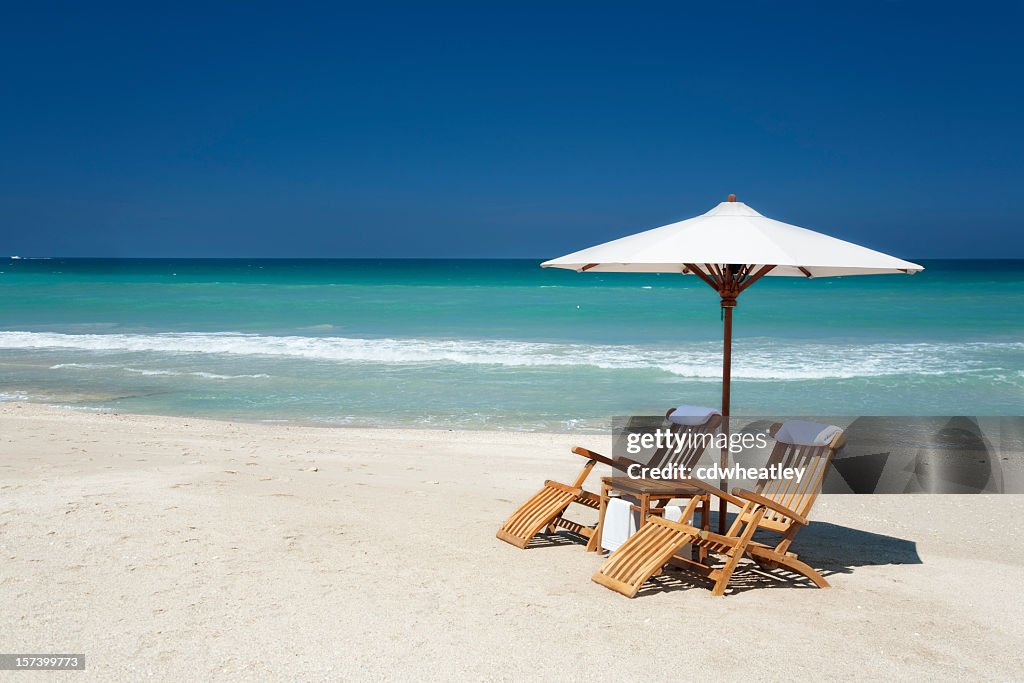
[589,476,711,561]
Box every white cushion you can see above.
[776,420,842,447]
[667,405,720,426]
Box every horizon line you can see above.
[4,255,1022,262]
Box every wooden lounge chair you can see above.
[591,421,846,597]
[496,410,721,549]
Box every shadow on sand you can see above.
[524,512,921,597]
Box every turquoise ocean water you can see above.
[0,258,1021,431]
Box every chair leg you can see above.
[710,549,745,596]
[774,555,831,588]
[710,508,764,596]
[747,547,830,588]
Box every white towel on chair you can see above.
[663,505,685,523]
[663,505,692,560]
[602,499,691,553]
[601,497,636,553]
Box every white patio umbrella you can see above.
[543,195,923,532]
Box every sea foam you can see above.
[3,330,1021,382]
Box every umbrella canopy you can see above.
[543,195,923,532]
[542,196,923,277]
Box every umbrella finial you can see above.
[727,194,736,202]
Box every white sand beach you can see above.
[1,403,1022,680]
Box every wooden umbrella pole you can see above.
[719,294,735,535]
[722,305,733,416]
[686,258,775,535]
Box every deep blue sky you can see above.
[1,2,1021,258]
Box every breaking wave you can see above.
[47,362,269,380]
[2,330,1021,382]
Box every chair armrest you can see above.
[570,446,618,468]
[611,455,646,470]
[732,489,808,526]
[571,447,668,473]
